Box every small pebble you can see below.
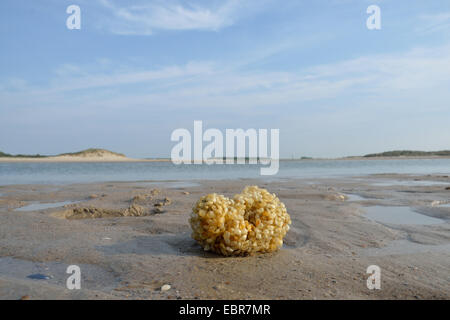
[161,284,171,292]
[153,207,164,214]
[27,274,52,280]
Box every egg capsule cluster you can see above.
[189,186,291,256]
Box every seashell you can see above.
[161,284,171,292]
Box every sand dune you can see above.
[0,149,139,162]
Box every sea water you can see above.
[0,158,449,185]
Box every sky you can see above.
[1,0,450,158]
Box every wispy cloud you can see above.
[49,61,215,93]
[97,0,263,35]
[417,12,450,34]
[3,44,450,113]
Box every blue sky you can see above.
[1,0,450,158]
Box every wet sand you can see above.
[0,174,449,300]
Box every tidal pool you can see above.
[15,201,79,212]
[364,206,444,225]
[27,274,52,280]
[132,181,200,189]
[0,257,119,290]
[371,180,450,187]
[345,194,367,201]
[362,240,450,256]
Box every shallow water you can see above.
[0,158,449,185]
[133,181,200,189]
[362,240,450,256]
[27,273,52,280]
[15,201,79,212]
[0,257,118,290]
[371,180,450,187]
[345,194,367,201]
[364,206,444,225]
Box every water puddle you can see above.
[362,240,450,256]
[371,180,450,187]
[27,273,52,280]
[15,201,79,212]
[430,201,450,208]
[345,194,367,201]
[0,257,119,290]
[133,181,200,189]
[364,206,444,225]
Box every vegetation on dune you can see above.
[59,148,126,157]
[0,151,47,158]
[364,150,450,157]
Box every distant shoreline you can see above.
[1,155,450,163]
[0,148,172,163]
[300,155,450,161]
[0,157,171,163]
[1,148,450,163]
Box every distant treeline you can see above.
[0,151,47,158]
[364,150,450,157]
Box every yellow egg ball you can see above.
[189,186,291,256]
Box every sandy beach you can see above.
[0,174,449,300]
[0,155,172,163]
[0,153,158,163]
